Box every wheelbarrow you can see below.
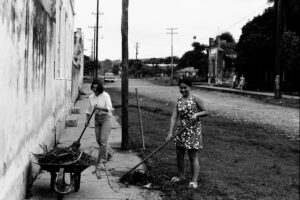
[35,149,90,196]
[34,108,97,198]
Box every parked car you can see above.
[104,72,115,82]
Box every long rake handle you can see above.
[121,120,195,179]
[76,108,96,143]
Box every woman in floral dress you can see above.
[166,78,208,188]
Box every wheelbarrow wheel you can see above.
[74,173,81,192]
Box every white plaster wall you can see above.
[0,0,74,199]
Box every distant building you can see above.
[208,37,237,85]
[176,67,198,78]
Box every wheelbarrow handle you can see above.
[120,120,196,181]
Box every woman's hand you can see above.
[166,132,173,142]
[94,105,105,111]
[191,113,199,120]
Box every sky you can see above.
[74,0,272,61]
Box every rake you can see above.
[119,120,195,183]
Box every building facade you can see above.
[0,0,78,199]
[208,37,236,86]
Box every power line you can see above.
[197,2,270,41]
[217,3,268,35]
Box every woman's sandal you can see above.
[188,181,198,188]
[170,176,183,182]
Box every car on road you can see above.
[104,72,115,82]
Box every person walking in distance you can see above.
[238,74,246,91]
[86,79,114,162]
[166,78,209,188]
[231,73,237,88]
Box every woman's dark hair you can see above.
[178,78,192,87]
[91,79,104,93]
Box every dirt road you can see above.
[105,79,299,140]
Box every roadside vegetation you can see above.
[108,87,299,200]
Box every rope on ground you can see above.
[97,162,119,193]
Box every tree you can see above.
[268,0,300,34]
[163,56,180,64]
[236,8,276,90]
[112,63,120,75]
[219,32,235,43]
[84,55,99,76]
[236,5,299,92]
[177,42,208,76]
[281,31,300,91]
[100,59,113,73]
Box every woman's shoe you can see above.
[188,181,198,188]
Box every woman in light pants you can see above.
[86,79,114,162]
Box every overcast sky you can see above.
[74,0,272,61]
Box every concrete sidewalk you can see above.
[29,84,162,200]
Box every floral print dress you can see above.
[174,95,203,149]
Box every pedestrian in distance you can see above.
[231,73,237,88]
[238,74,246,91]
[166,78,209,189]
[86,79,115,162]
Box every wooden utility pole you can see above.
[166,28,178,85]
[121,0,129,150]
[274,0,283,99]
[88,26,96,59]
[89,25,100,79]
[93,0,104,79]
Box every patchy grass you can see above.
[108,88,299,200]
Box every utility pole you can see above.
[88,26,96,60]
[88,39,94,60]
[135,42,140,60]
[121,0,129,150]
[92,0,104,79]
[166,28,178,85]
[274,0,283,99]
[88,25,101,79]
